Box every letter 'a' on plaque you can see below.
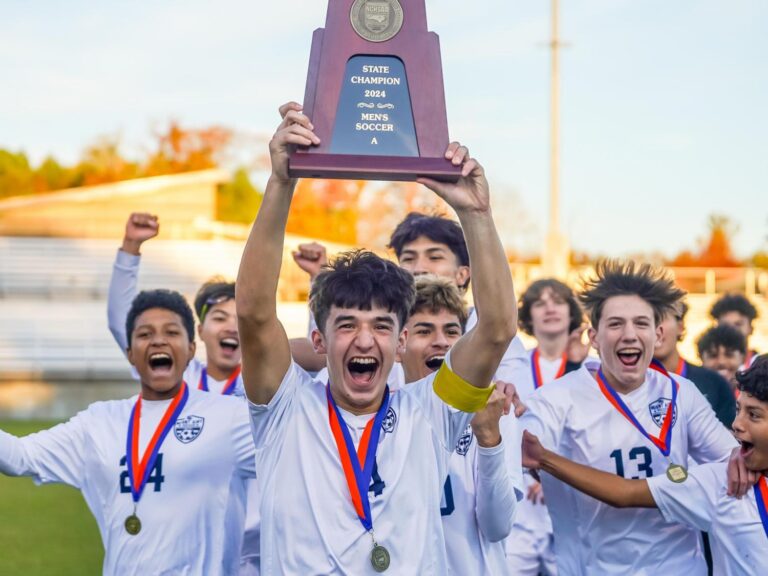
[288,0,461,182]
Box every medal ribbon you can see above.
[126,382,189,503]
[531,348,567,389]
[675,357,688,379]
[198,365,241,395]
[755,475,768,540]
[596,359,679,457]
[326,384,390,532]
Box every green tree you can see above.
[0,150,35,198]
[217,168,262,224]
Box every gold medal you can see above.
[370,544,390,572]
[666,463,688,483]
[125,514,142,535]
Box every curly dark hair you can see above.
[710,293,758,322]
[126,289,195,347]
[697,324,748,358]
[310,250,415,334]
[579,260,685,327]
[518,278,583,336]
[736,354,768,403]
[194,276,235,322]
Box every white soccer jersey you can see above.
[466,307,529,383]
[506,347,555,576]
[107,249,246,396]
[249,353,473,575]
[0,388,255,575]
[648,462,767,576]
[519,360,738,575]
[439,412,523,575]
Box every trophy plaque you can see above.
[289,0,461,182]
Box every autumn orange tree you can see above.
[669,214,742,267]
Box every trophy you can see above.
[289,0,461,182]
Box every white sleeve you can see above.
[0,414,89,488]
[517,385,568,451]
[466,310,530,386]
[406,351,474,453]
[247,361,304,451]
[646,463,722,533]
[107,249,141,357]
[231,399,257,479]
[474,415,523,542]
[682,378,738,464]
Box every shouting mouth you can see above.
[617,348,642,367]
[148,352,174,375]
[424,355,445,372]
[347,357,380,386]
[220,337,240,353]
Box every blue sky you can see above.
[1,0,766,257]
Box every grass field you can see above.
[0,421,103,575]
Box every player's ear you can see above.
[126,346,136,367]
[311,329,327,355]
[197,323,204,339]
[187,341,196,364]
[455,266,470,290]
[587,326,598,349]
[654,323,663,349]
[396,328,408,360]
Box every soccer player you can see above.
[656,301,736,427]
[108,212,243,395]
[698,323,748,394]
[388,211,530,384]
[291,211,531,386]
[237,102,517,573]
[398,275,523,575]
[0,289,256,574]
[710,293,760,369]
[506,278,587,576]
[521,354,768,575]
[518,260,738,574]
[107,213,260,574]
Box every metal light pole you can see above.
[542,0,570,279]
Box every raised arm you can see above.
[107,213,159,355]
[419,145,517,388]
[236,102,321,404]
[522,430,655,508]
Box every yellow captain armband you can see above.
[433,362,493,412]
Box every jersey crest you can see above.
[648,398,678,429]
[455,425,473,456]
[174,415,205,443]
[381,407,397,433]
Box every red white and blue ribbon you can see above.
[530,348,567,389]
[126,382,189,503]
[326,384,390,532]
[755,476,768,540]
[596,359,679,457]
[675,357,688,379]
[198,365,241,395]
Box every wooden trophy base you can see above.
[290,153,460,182]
